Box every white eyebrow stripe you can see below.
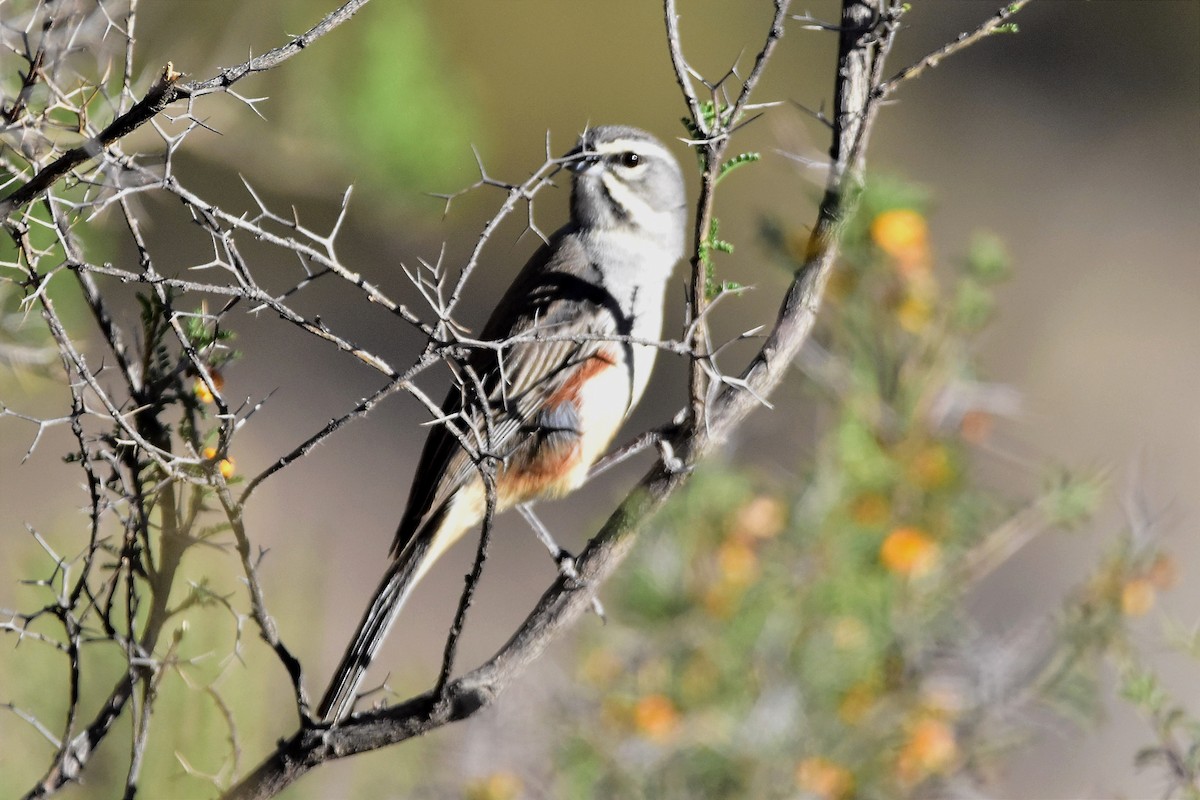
[592,138,674,162]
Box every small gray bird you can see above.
[318,125,686,722]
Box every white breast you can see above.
[579,225,680,412]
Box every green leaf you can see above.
[700,218,737,300]
[717,152,761,184]
[953,276,995,332]
[966,232,1011,283]
[837,416,898,490]
[1040,471,1103,527]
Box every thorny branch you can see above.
[665,0,792,435]
[0,0,1036,797]
[222,2,925,796]
[877,0,1033,96]
[0,0,375,220]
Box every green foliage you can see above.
[1039,469,1104,527]
[699,217,740,301]
[965,231,1011,282]
[683,115,760,302]
[682,101,738,145]
[287,3,478,196]
[543,178,1173,799]
[1120,657,1200,793]
[717,152,761,185]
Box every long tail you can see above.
[316,536,430,722]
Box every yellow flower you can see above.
[871,209,927,256]
[633,694,679,743]
[192,369,224,404]
[716,538,759,586]
[464,772,523,800]
[202,446,235,480]
[871,208,930,277]
[895,717,957,785]
[880,527,939,577]
[908,443,954,491]
[896,290,934,333]
[1121,578,1156,617]
[733,495,786,540]
[795,757,854,799]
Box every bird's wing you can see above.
[389,235,631,558]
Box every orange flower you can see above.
[871,209,927,254]
[202,446,235,479]
[633,694,679,743]
[959,409,994,444]
[795,757,854,799]
[1121,578,1156,617]
[895,717,957,785]
[880,527,939,577]
[192,369,224,404]
[871,208,929,277]
[1146,553,1178,590]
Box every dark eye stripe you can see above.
[597,175,633,221]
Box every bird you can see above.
[317,125,687,723]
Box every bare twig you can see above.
[1,0,376,220]
[876,0,1032,97]
[435,469,499,699]
[0,63,182,220]
[213,482,311,722]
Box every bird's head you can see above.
[565,125,687,237]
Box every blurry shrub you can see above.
[542,179,1181,799]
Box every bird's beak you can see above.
[565,147,601,174]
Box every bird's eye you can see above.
[620,151,642,168]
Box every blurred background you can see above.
[1,1,1197,797]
